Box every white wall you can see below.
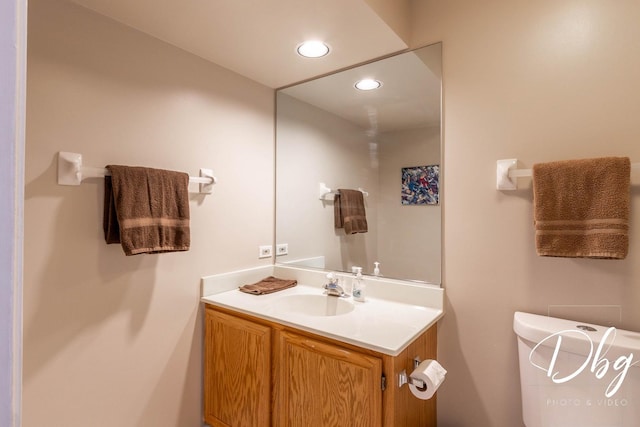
[0,0,25,425]
[24,1,273,425]
[377,126,441,283]
[411,1,640,426]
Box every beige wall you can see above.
[411,1,640,426]
[364,0,411,43]
[24,1,273,426]
[378,126,441,283]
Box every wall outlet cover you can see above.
[258,245,273,259]
[276,243,288,256]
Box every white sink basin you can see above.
[272,294,354,317]
[202,282,444,355]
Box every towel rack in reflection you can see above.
[496,158,640,191]
[318,182,368,200]
[57,151,218,194]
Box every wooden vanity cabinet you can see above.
[204,309,272,427]
[274,330,383,427]
[204,305,437,427]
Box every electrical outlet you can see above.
[276,243,288,256]
[258,245,273,259]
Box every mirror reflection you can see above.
[275,43,442,285]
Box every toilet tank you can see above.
[514,312,640,427]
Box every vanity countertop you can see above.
[201,280,443,356]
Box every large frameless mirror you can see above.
[275,42,442,285]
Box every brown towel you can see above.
[104,165,190,255]
[239,276,298,295]
[334,189,368,234]
[532,157,630,259]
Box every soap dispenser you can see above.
[373,262,380,276]
[352,267,366,302]
[348,266,359,295]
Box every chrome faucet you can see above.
[324,273,347,297]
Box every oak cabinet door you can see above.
[275,330,383,427]
[204,309,271,427]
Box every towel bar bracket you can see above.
[496,159,518,190]
[199,168,217,194]
[318,182,332,200]
[58,151,83,186]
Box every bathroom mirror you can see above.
[275,43,442,285]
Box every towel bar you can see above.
[57,151,218,194]
[496,158,640,190]
[318,182,369,200]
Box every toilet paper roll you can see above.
[408,359,447,400]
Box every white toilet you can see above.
[514,311,640,427]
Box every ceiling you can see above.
[68,0,411,88]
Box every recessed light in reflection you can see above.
[355,79,382,91]
[296,41,330,58]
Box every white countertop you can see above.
[201,269,444,356]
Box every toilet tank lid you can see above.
[514,311,640,360]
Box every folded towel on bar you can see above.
[239,276,298,295]
[334,189,368,234]
[532,156,630,259]
[103,165,190,255]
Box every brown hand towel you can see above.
[104,165,190,255]
[239,276,298,295]
[532,157,630,259]
[334,189,368,234]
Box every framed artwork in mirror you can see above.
[401,165,439,205]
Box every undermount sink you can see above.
[272,294,355,317]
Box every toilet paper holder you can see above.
[398,357,427,390]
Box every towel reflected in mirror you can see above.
[334,189,368,234]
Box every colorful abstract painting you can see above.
[401,165,439,205]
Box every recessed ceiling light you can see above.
[296,40,330,58]
[355,79,382,91]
